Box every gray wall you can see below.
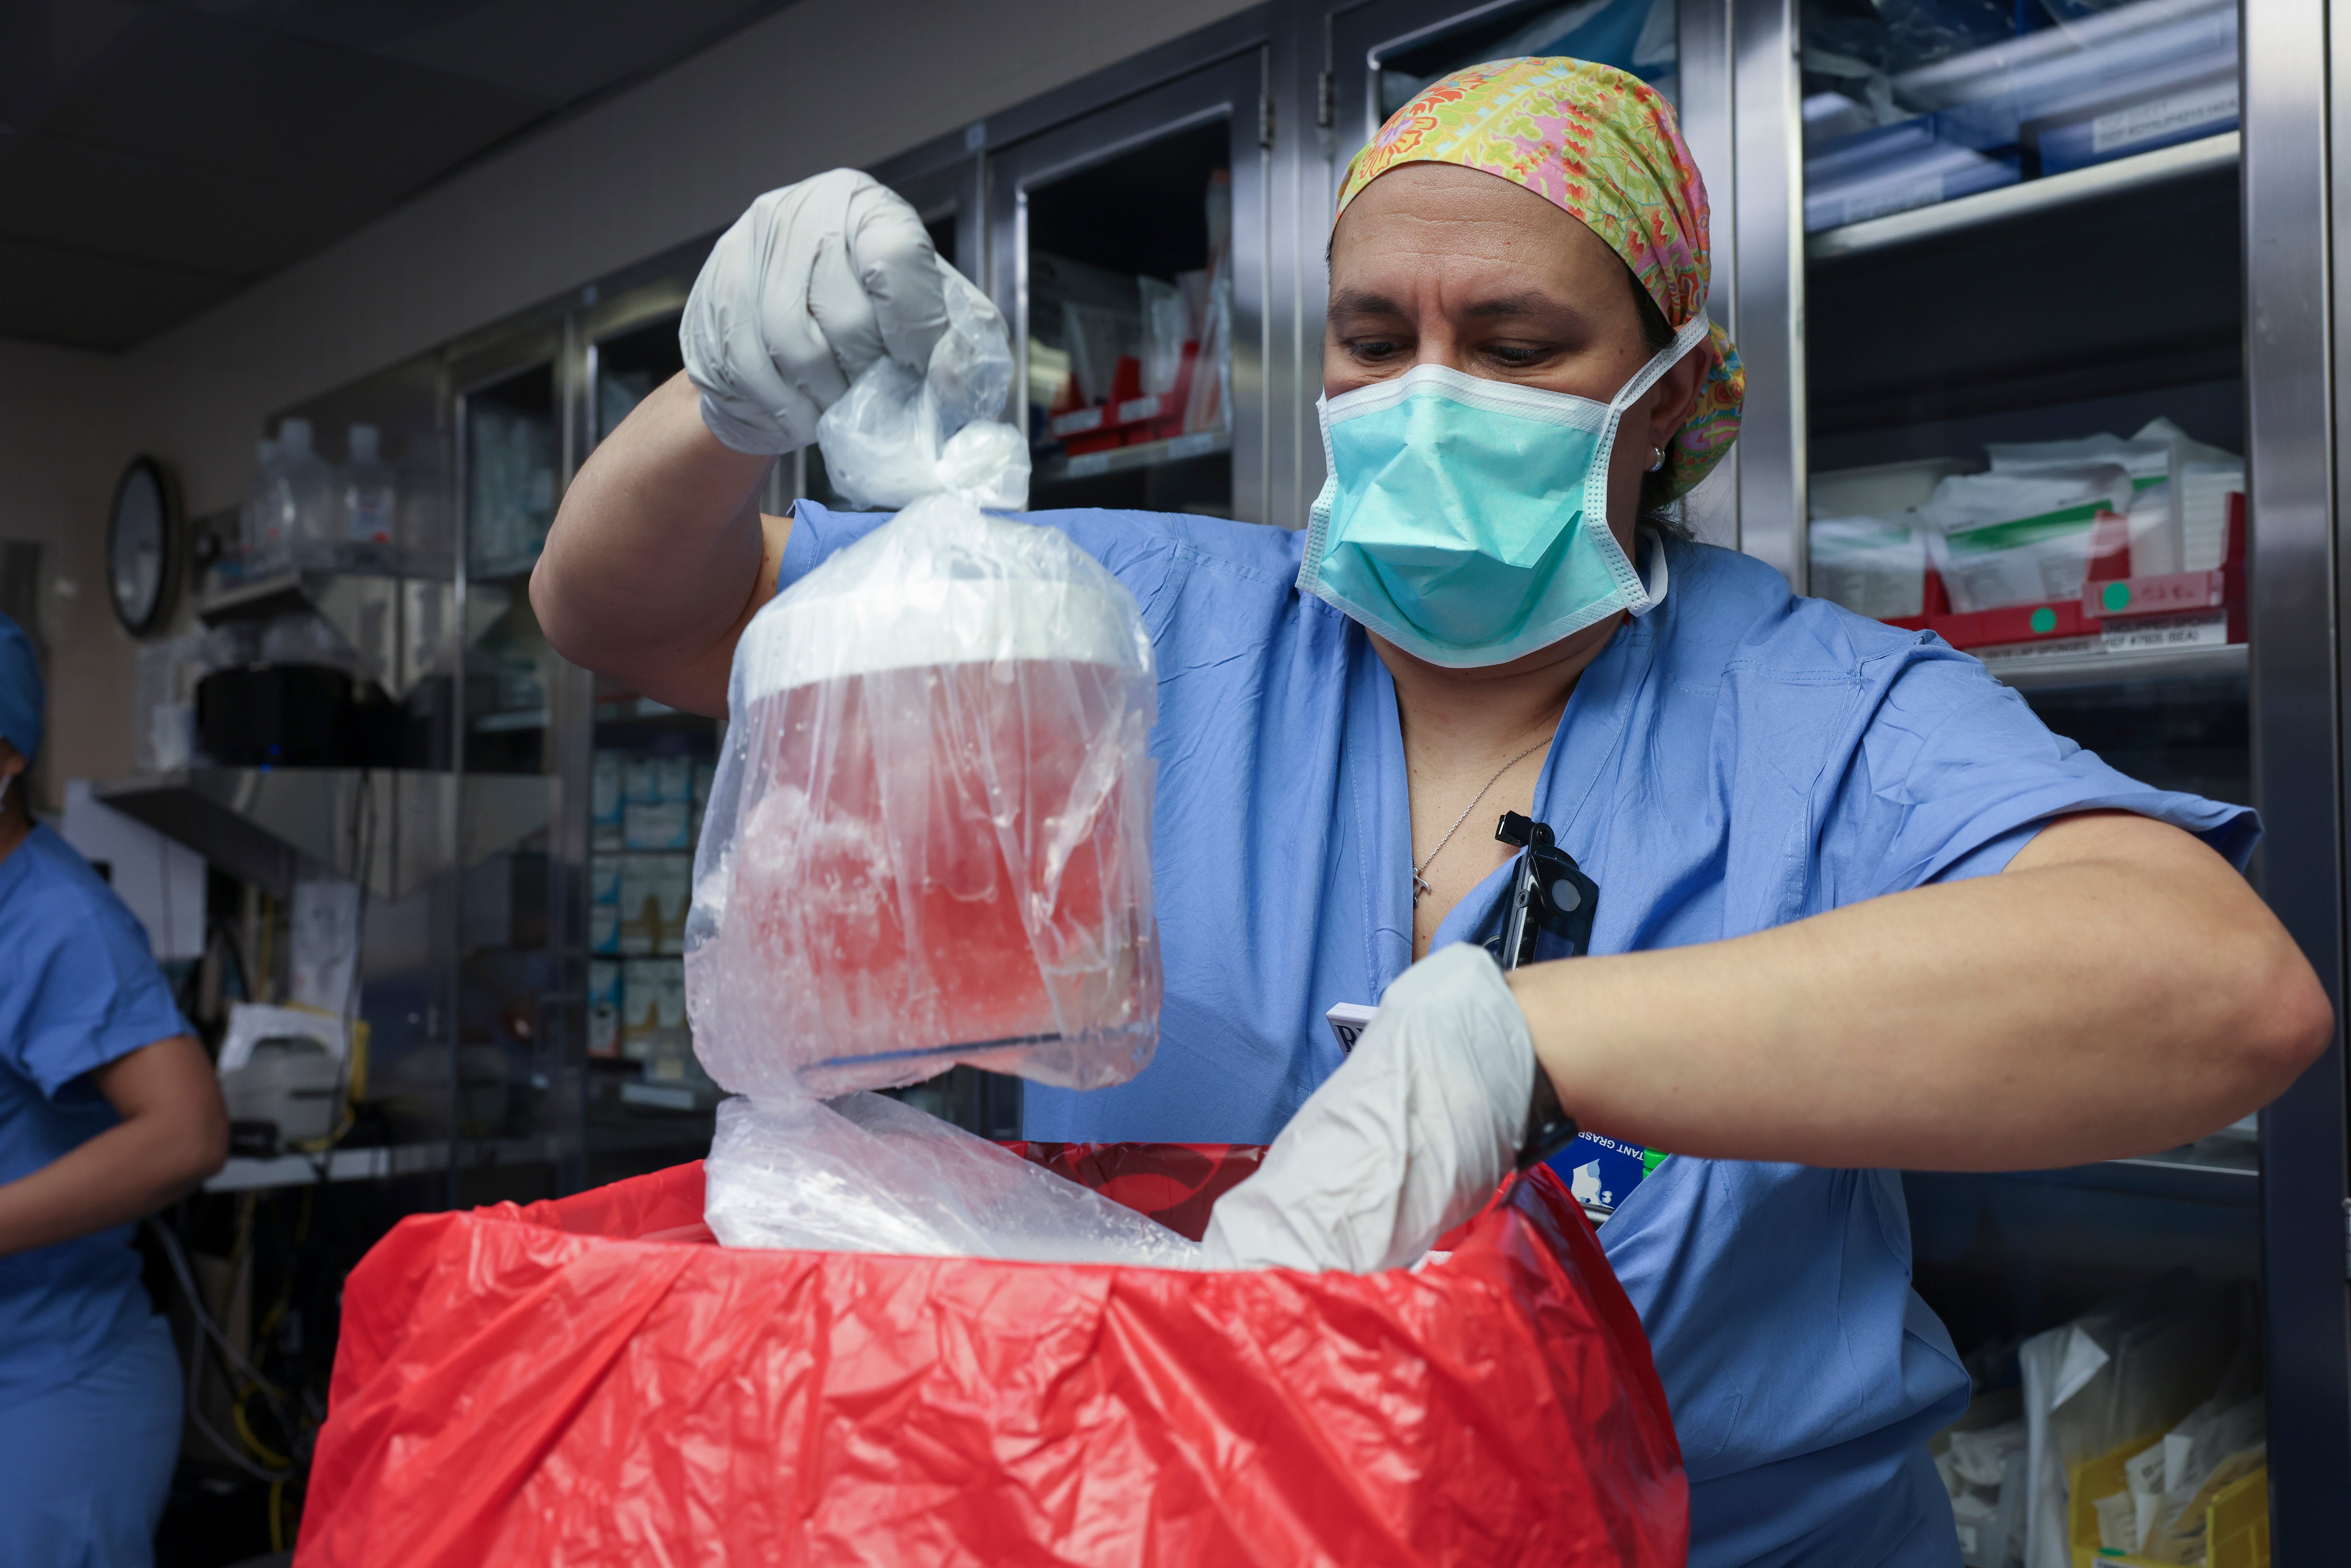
[0,339,134,802]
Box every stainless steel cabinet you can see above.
[1716,0,2345,1556]
[989,50,1269,522]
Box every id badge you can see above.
[1549,1132,1668,1220]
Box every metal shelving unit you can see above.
[1807,130,2241,260]
[1717,0,2347,1554]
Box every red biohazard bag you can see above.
[295,1147,1685,1567]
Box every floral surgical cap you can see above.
[1337,57,1744,500]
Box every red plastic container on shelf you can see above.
[294,1152,1687,1568]
[1884,496,2245,654]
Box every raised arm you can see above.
[533,375,782,717]
[530,169,948,715]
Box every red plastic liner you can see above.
[296,1149,1685,1567]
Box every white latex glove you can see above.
[680,168,950,455]
[1200,942,1538,1273]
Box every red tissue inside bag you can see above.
[296,1145,1686,1568]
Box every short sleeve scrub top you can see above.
[777,501,2253,1568]
[0,824,196,1565]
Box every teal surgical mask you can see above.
[1298,313,1710,668]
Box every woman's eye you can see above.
[1487,344,1545,367]
[1349,338,1404,359]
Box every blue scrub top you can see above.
[779,502,2253,1567]
[0,824,192,1413]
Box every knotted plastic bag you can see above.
[685,253,1166,1258]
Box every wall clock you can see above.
[108,456,179,636]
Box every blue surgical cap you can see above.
[0,611,42,765]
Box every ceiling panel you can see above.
[40,11,554,190]
[2,0,800,350]
[367,0,791,101]
[0,132,369,275]
[0,232,238,348]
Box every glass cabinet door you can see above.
[1785,5,2269,1561]
[448,342,577,1197]
[989,53,1266,523]
[558,289,733,1183]
[1331,0,1681,155]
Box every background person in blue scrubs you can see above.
[527,65,2329,1568]
[0,611,230,1567]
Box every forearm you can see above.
[0,1112,222,1257]
[1509,816,2331,1171]
[531,372,778,715]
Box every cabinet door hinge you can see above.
[1260,91,1275,150]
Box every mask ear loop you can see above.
[1296,391,1345,598]
[1579,314,1715,614]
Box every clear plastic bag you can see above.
[703,1093,1199,1265]
[812,261,1029,513]
[687,253,1161,1106]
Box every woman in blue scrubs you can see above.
[0,611,230,1567]
[530,61,2328,1566]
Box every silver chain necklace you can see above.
[1413,736,1552,905]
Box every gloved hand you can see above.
[1200,942,1539,1273]
[680,169,950,455]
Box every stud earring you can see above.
[1648,445,1666,473]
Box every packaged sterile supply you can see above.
[1809,515,1928,620]
[686,251,1160,1101]
[590,751,623,850]
[1917,464,2134,614]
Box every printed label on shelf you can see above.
[2093,80,2239,157]
[1117,395,1163,424]
[2098,610,2228,654]
[1975,634,2103,666]
[1974,610,2230,668]
[1167,431,1220,461]
[1049,406,1105,438]
[1067,451,1112,478]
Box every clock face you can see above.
[109,458,174,634]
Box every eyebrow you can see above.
[1325,287,1576,322]
[1327,288,1406,318]
[1463,291,1566,319]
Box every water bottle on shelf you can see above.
[339,424,399,571]
[239,436,285,577]
[273,418,337,570]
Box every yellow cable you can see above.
[270,1478,285,1552]
[232,1392,292,1471]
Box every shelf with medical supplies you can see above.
[1810,442,2247,693]
[1807,129,2237,261]
[1030,425,1231,485]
